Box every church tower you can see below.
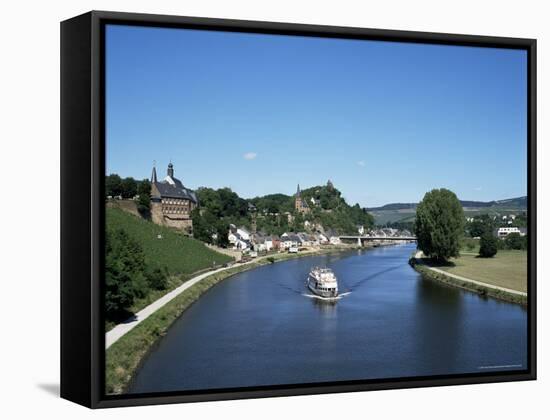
[295,184,309,214]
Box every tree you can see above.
[191,208,218,244]
[415,188,465,262]
[467,214,494,237]
[504,232,527,250]
[120,177,138,199]
[105,174,122,198]
[105,229,149,321]
[479,233,498,257]
[216,224,230,248]
[292,211,305,232]
[137,179,151,215]
[146,266,169,290]
[193,183,375,240]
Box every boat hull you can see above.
[307,277,338,298]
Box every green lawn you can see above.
[107,207,232,275]
[439,250,527,293]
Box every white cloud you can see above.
[243,152,257,160]
[357,160,365,167]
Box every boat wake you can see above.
[301,291,351,301]
[344,265,402,291]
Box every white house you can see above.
[254,242,267,252]
[370,229,386,238]
[357,225,365,235]
[317,233,329,244]
[281,232,300,249]
[228,225,253,250]
[237,227,251,241]
[329,236,341,245]
[280,238,292,250]
[297,233,311,247]
[234,238,250,250]
[495,227,526,238]
[228,231,238,244]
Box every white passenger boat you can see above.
[307,267,339,298]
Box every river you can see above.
[128,243,527,394]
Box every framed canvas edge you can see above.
[61,10,537,409]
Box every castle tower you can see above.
[149,161,198,233]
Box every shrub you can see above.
[479,233,498,258]
[504,232,527,250]
[147,266,169,290]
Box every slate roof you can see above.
[287,234,301,243]
[153,177,198,203]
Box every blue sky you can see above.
[106,24,527,207]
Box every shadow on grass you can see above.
[108,309,137,326]
[422,258,456,268]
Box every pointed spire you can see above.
[151,162,158,183]
[296,183,301,197]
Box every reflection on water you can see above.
[310,296,339,315]
[127,244,527,395]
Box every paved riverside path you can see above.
[106,264,241,349]
[414,251,527,297]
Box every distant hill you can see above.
[367,196,527,225]
[367,196,527,212]
[367,203,418,211]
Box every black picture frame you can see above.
[60,10,537,409]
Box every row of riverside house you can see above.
[227,224,345,253]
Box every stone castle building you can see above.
[150,162,198,232]
[295,184,310,214]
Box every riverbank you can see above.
[409,251,527,306]
[105,245,360,394]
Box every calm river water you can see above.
[128,243,527,394]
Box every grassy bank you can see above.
[105,267,213,332]
[106,207,233,275]
[105,246,353,395]
[439,250,527,293]
[105,208,233,330]
[409,253,527,306]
